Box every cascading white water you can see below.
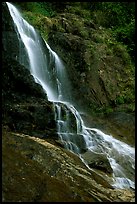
[6,2,135,190]
[6,2,71,103]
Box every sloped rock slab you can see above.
[82,150,113,174]
[2,130,135,202]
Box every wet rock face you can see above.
[2,55,47,102]
[2,2,27,63]
[2,53,58,138]
[3,102,57,139]
[2,3,15,33]
[2,2,57,139]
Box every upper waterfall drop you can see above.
[6,2,135,190]
[6,2,71,103]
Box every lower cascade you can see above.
[7,2,135,190]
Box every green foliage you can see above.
[14,2,56,17]
[89,103,114,116]
[15,2,135,61]
[49,2,71,12]
[91,2,135,27]
[115,96,125,105]
[91,2,135,61]
[112,43,131,64]
[115,87,135,106]
[66,5,91,19]
[113,19,135,60]
[22,12,48,40]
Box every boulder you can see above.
[82,150,113,174]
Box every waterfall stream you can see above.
[6,2,135,190]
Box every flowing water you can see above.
[6,2,135,190]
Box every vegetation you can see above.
[14,2,135,62]
[90,2,135,62]
[14,2,55,17]
[12,2,135,115]
[13,2,56,40]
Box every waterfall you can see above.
[6,2,135,190]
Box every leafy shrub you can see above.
[91,2,135,61]
[115,96,125,105]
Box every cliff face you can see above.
[2,2,57,139]
[14,3,135,114]
[12,3,135,144]
[41,5,135,146]
[47,12,135,113]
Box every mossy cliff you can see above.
[19,2,135,114]
[19,2,135,145]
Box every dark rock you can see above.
[3,102,57,139]
[2,2,57,140]
[2,2,28,64]
[2,3,14,31]
[82,150,113,174]
[2,54,47,102]
[107,112,135,126]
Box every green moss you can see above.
[115,96,125,105]
[22,12,50,40]
[96,106,114,115]
[65,5,91,19]
[113,43,131,63]
[92,10,108,27]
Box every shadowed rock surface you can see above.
[2,2,57,140]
